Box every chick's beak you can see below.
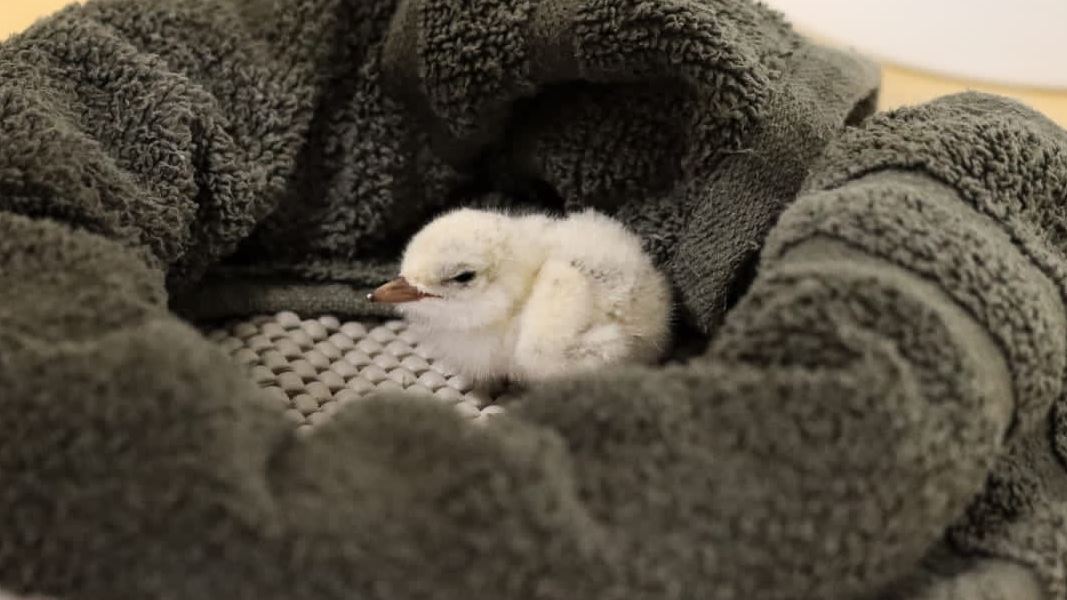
[367,277,436,303]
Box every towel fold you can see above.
[760,93,1067,598]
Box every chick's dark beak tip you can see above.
[368,277,433,304]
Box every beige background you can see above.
[3,0,1067,127]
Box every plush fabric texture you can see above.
[1,0,1065,598]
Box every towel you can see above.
[1,0,1065,598]
[743,92,1067,599]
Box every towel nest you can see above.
[2,0,1066,599]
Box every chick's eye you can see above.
[450,271,476,284]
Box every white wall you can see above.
[763,0,1067,90]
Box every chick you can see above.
[368,208,672,383]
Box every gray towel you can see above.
[738,92,1067,599]
[1,0,1064,598]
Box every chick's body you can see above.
[371,209,672,383]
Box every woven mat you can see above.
[204,312,507,435]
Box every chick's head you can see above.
[370,209,540,330]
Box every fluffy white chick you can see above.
[368,208,672,383]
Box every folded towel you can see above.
[2,0,1065,598]
[757,92,1067,598]
[181,0,880,324]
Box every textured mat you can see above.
[204,312,507,434]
